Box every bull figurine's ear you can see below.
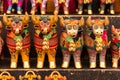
[86,16,92,27]
[104,16,109,26]
[79,17,84,27]
[111,25,116,33]
[59,16,65,27]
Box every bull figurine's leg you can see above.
[21,48,30,68]
[54,0,59,14]
[63,0,69,14]
[73,50,82,68]
[24,0,28,13]
[41,0,47,14]
[110,3,115,14]
[0,0,3,13]
[88,49,97,68]
[48,49,56,68]
[37,50,45,68]
[7,0,12,14]
[17,0,23,14]
[62,50,70,68]
[78,3,83,14]
[88,3,92,14]
[112,54,119,68]
[100,3,105,14]
[10,51,19,68]
[99,49,107,68]
[30,0,36,14]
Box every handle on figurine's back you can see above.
[0,71,15,80]
[25,70,36,76]
[50,71,61,76]
[0,71,11,76]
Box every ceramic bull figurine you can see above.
[85,16,110,68]
[6,0,24,14]
[111,25,120,68]
[31,13,58,68]
[78,0,93,14]
[60,17,84,68]
[100,0,115,14]
[3,12,30,68]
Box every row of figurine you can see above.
[0,0,117,14]
[0,70,66,80]
[0,12,119,69]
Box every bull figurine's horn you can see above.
[59,16,65,27]
[104,16,109,26]
[79,17,84,27]
[86,16,92,27]
[3,14,8,25]
[24,12,29,23]
[31,13,36,23]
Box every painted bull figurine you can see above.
[60,17,84,68]
[111,25,120,68]
[100,0,115,14]
[85,16,110,68]
[31,13,58,68]
[3,12,30,68]
[6,0,24,14]
[78,0,93,14]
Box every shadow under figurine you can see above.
[31,13,58,68]
[85,16,110,68]
[78,0,93,14]
[60,17,84,68]
[6,0,24,14]
[3,12,30,68]
[100,0,115,14]
[111,25,120,68]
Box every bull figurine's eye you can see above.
[93,24,98,29]
[66,25,72,30]
[73,25,78,30]
[12,22,16,27]
[46,21,50,26]
[18,22,22,27]
[40,21,44,26]
[100,25,104,29]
